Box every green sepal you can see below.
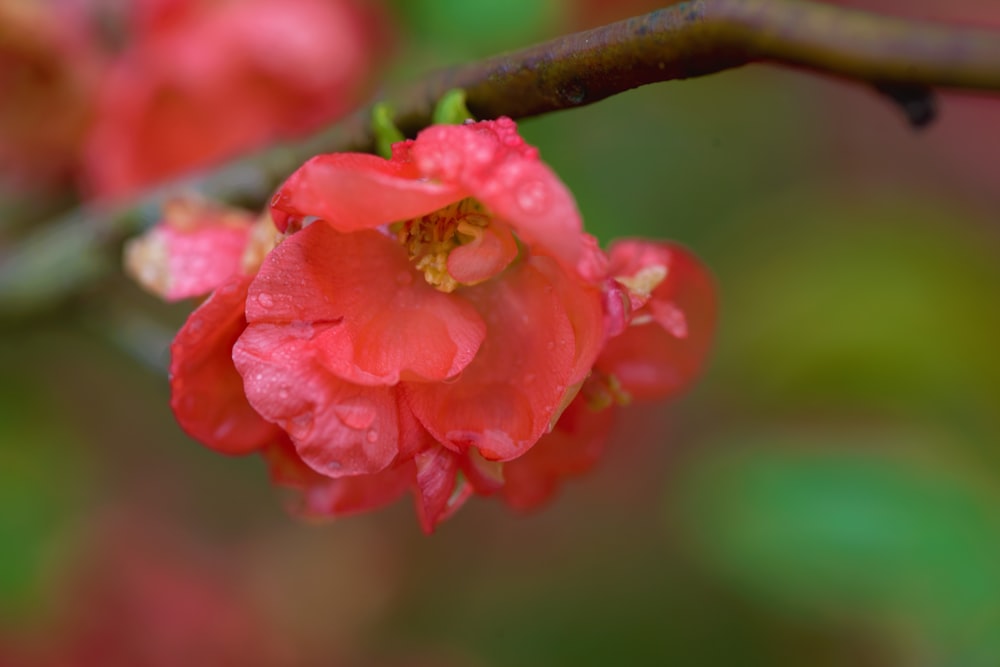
[432,89,474,126]
[372,102,405,159]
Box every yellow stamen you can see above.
[396,198,490,292]
[616,265,667,301]
[582,372,631,411]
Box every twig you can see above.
[4,0,1000,315]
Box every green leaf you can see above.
[372,102,405,159]
[432,89,474,126]
[675,434,1000,665]
[0,373,92,621]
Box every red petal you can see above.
[124,200,255,301]
[270,152,464,233]
[169,274,281,454]
[413,447,472,534]
[233,323,401,477]
[597,240,717,400]
[446,219,518,285]
[404,258,579,461]
[411,119,588,278]
[263,438,413,519]
[245,223,486,385]
[501,394,615,511]
[532,255,606,386]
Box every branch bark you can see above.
[4,0,1000,315]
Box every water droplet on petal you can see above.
[334,402,376,430]
[256,292,274,308]
[516,180,548,214]
[277,386,290,401]
[545,341,555,351]
[366,429,378,443]
[288,410,314,438]
[213,419,235,441]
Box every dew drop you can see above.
[366,429,378,443]
[545,341,555,351]
[256,292,274,308]
[334,402,376,430]
[213,419,235,441]
[277,386,290,401]
[289,410,314,437]
[516,180,548,214]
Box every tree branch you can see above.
[4,0,1000,315]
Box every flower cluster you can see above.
[127,118,716,532]
[0,0,385,195]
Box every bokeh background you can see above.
[3,0,1000,665]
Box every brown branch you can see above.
[4,0,1000,316]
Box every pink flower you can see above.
[82,0,386,197]
[132,118,717,532]
[0,0,101,187]
[596,239,718,402]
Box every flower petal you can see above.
[413,447,472,534]
[270,151,464,233]
[412,118,589,279]
[245,223,486,385]
[233,323,401,477]
[500,393,615,511]
[124,199,255,301]
[532,253,606,386]
[169,274,282,454]
[404,258,578,461]
[263,438,413,519]
[446,218,519,285]
[597,240,718,400]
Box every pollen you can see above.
[396,198,490,292]
[582,371,632,411]
[616,264,667,300]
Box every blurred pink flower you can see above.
[0,515,290,667]
[0,0,102,186]
[82,0,387,197]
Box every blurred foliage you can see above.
[713,195,1000,438]
[0,355,93,622]
[518,70,823,248]
[675,435,1000,665]
[385,0,566,61]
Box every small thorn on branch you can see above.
[874,83,938,129]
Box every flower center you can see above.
[395,198,491,293]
